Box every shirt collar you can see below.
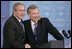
[31,20,35,26]
[13,14,21,22]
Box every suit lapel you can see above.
[36,20,42,37]
[29,19,42,37]
[28,20,35,36]
[12,15,24,32]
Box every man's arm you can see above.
[45,18,64,40]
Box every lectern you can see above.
[39,40,64,48]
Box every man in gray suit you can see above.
[3,2,31,48]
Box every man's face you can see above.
[28,8,40,22]
[14,5,25,20]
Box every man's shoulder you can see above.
[41,17,50,22]
[6,16,13,23]
[4,15,16,26]
[23,19,30,23]
[23,19,30,26]
[42,17,48,19]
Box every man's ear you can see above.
[13,10,15,13]
[13,10,16,15]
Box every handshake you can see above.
[25,44,31,48]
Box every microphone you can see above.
[62,30,69,38]
[68,30,71,37]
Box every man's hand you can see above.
[25,44,31,48]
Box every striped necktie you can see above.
[20,20,25,32]
[34,23,38,40]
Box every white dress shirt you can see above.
[31,20,36,33]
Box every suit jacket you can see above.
[23,18,64,48]
[3,15,26,48]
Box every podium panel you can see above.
[48,40,64,48]
[39,40,64,48]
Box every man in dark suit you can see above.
[23,4,64,48]
[3,2,31,48]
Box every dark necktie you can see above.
[34,23,38,40]
[20,20,25,32]
[34,23,40,48]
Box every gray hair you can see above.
[13,2,25,11]
[27,4,38,14]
